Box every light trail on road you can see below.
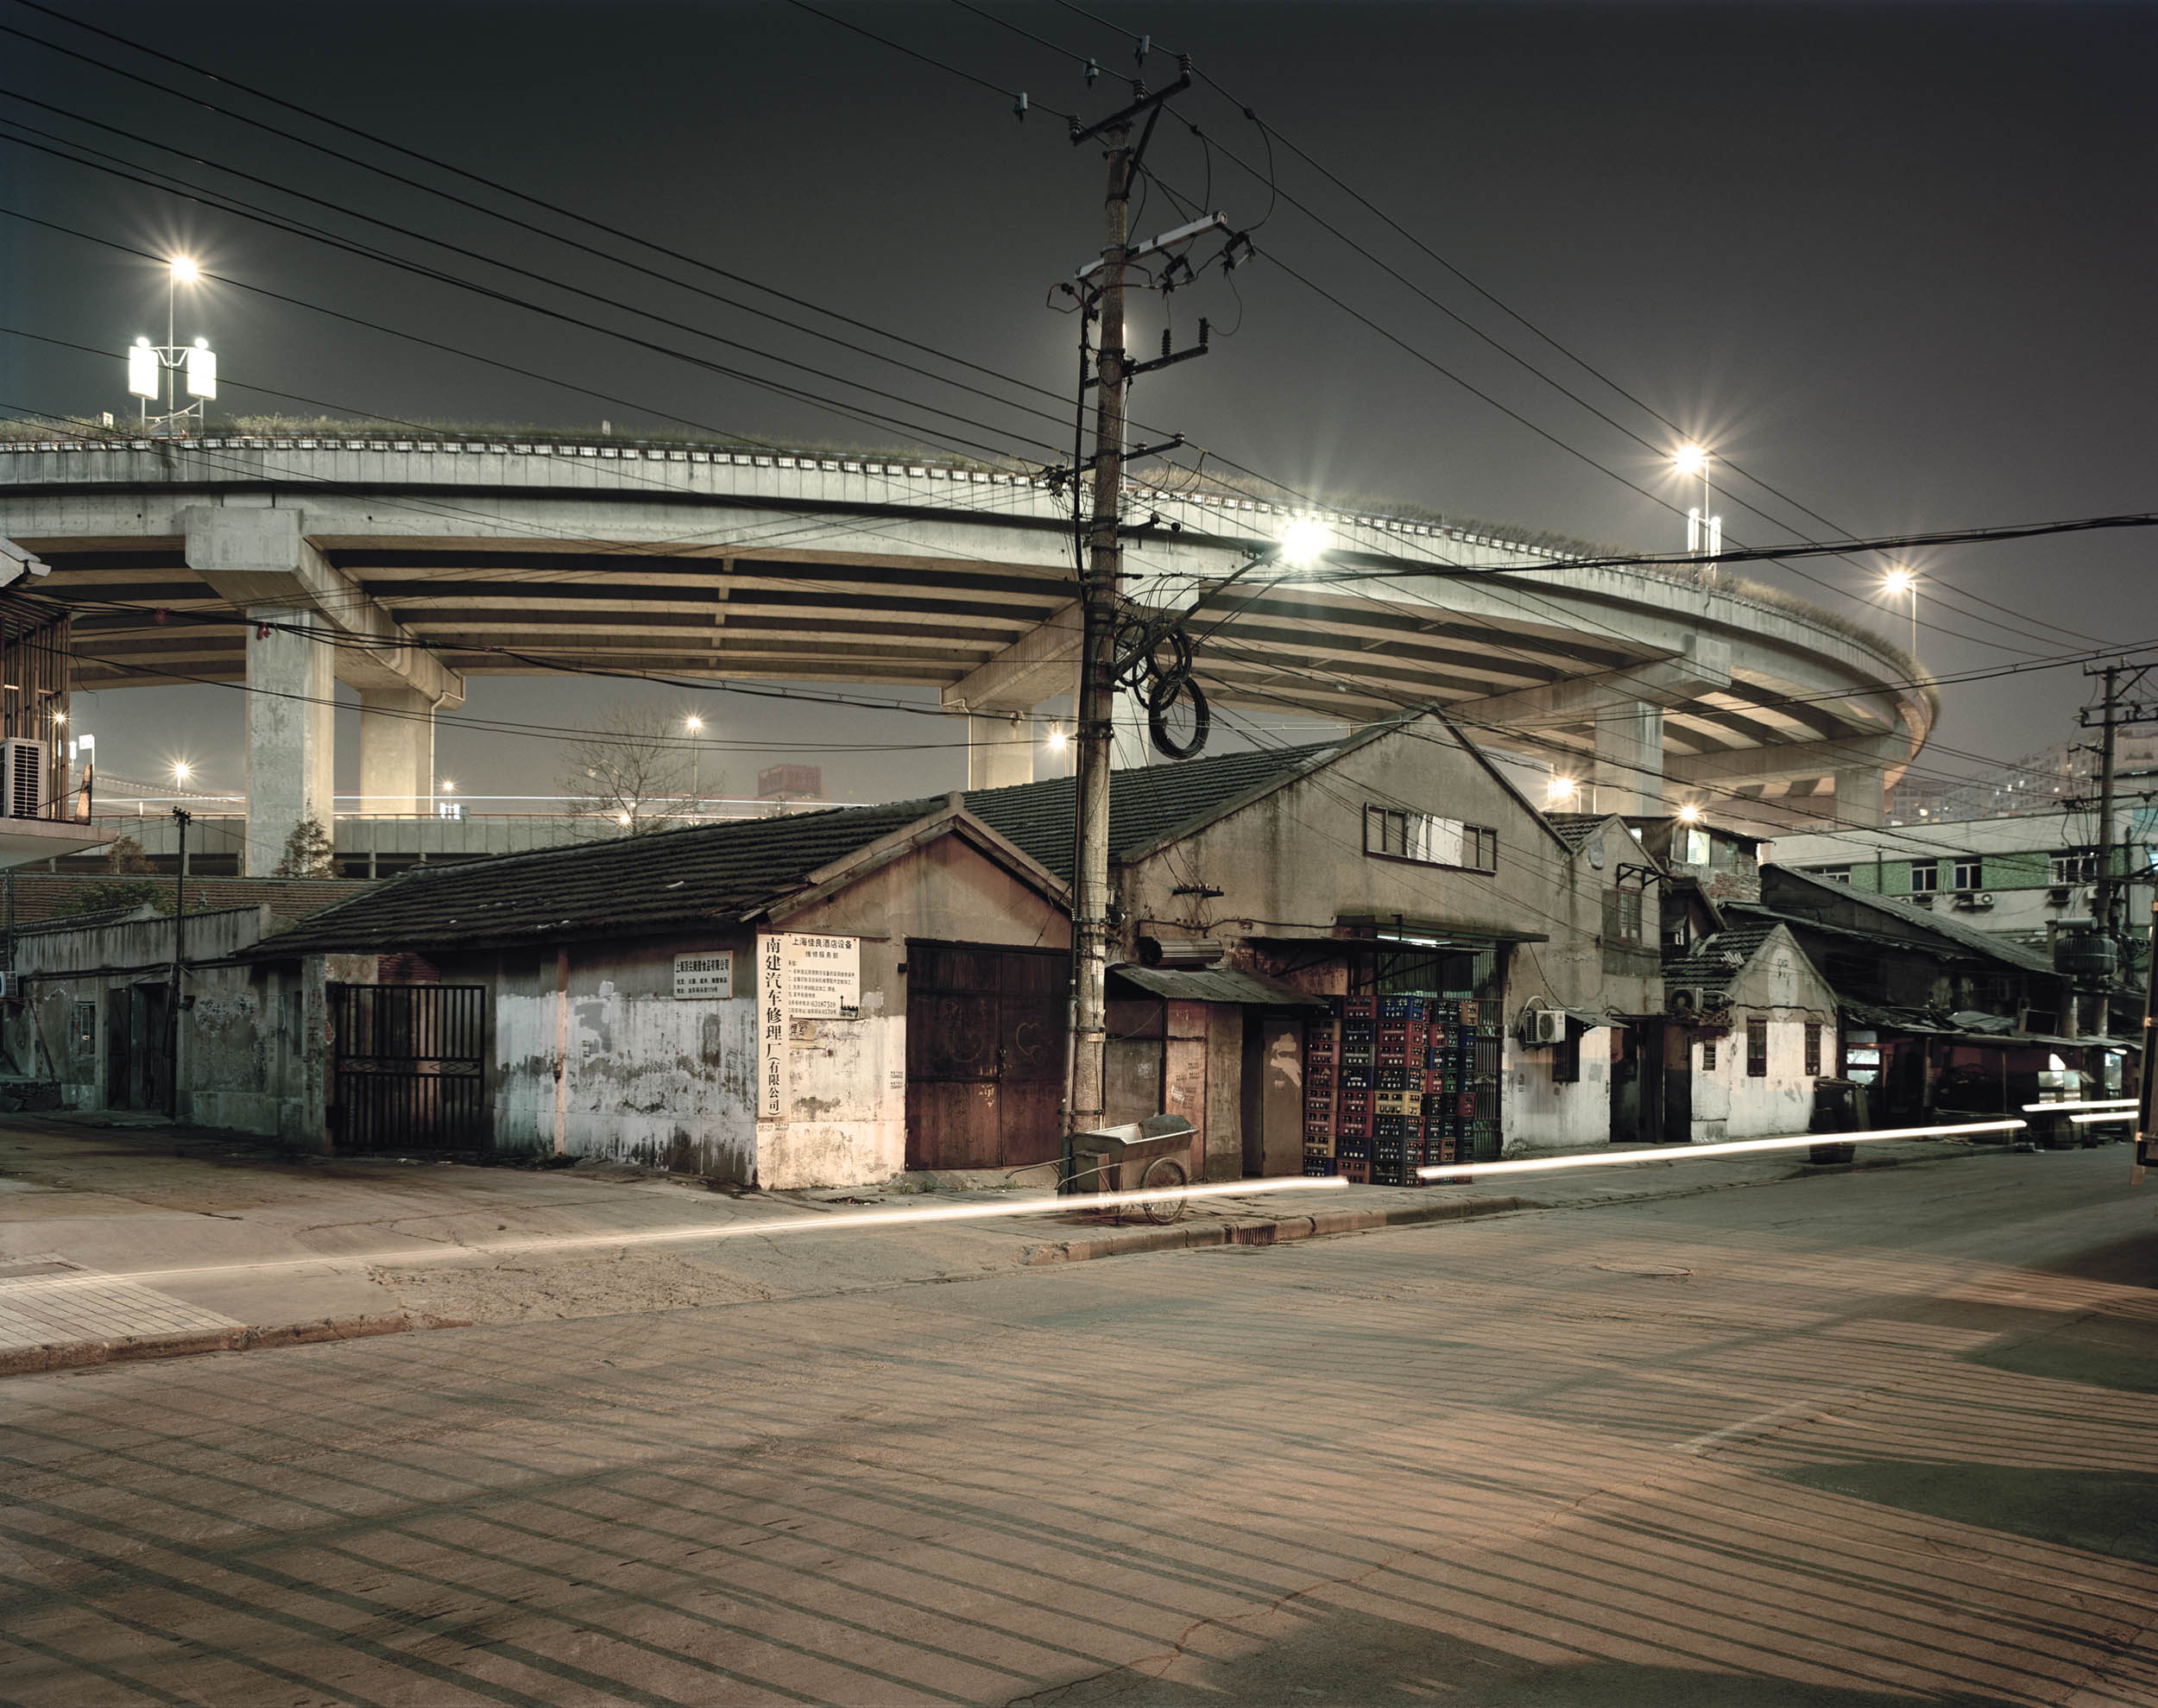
[0,1174,1348,1299]
[2023,1099,2134,1112]
[1417,1121,2028,1181]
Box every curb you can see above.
[1019,1193,1536,1265]
[0,1311,468,1380]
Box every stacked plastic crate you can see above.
[1370,993,1429,1185]
[1303,1011,1339,1175]
[1335,995,1376,1181]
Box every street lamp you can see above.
[1278,516,1333,569]
[171,759,192,787]
[1673,445,1721,570]
[126,256,216,437]
[1883,566,1918,653]
[682,714,705,811]
[1676,803,1703,823]
[1546,775,1578,807]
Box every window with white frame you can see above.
[1952,856,1984,891]
[1363,806,1497,873]
[1814,865,1852,884]
[1907,859,1940,894]
[2050,848,2098,885]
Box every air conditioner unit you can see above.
[0,737,45,818]
[1523,1007,1567,1046]
[1951,890,1978,910]
[1972,892,1996,909]
[2046,886,2071,905]
[1669,986,1729,1018]
[1910,892,1934,908]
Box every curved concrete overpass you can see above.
[0,432,1930,870]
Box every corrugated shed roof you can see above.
[267,800,943,955]
[1759,865,2055,973]
[1108,964,1329,1008]
[1662,921,1780,986]
[964,740,1341,881]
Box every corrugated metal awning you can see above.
[1108,964,1330,1009]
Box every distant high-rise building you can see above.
[757,764,824,804]
[1887,730,2158,826]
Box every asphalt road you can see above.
[2,1147,2154,1707]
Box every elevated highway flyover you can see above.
[0,432,1931,873]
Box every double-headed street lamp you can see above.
[125,257,217,437]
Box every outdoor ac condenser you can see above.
[1524,1007,1567,1046]
[0,737,45,818]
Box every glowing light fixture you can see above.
[185,339,217,400]
[683,714,704,734]
[127,337,159,400]
[615,810,633,827]
[1278,516,1332,568]
[171,760,192,785]
[1047,724,1069,753]
[1677,804,1702,823]
[1672,444,1707,476]
[1546,775,1577,804]
[167,255,199,284]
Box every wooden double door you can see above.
[905,942,1066,1170]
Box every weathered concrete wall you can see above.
[442,828,1067,1188]
[1694,926,1839,1140]
[479,936,760,1181]
[1120,717,1625,1157]
[773,832,1068,1188]
[3,906,323,1140]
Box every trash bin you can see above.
[1063,1114,1197,1224]
[1807,1077,1869,1164]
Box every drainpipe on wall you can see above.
[552,945,570,1156]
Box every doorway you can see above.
[904,942,1067,1170]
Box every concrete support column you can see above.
[245,607,335,875]
[965,710,1033,791]
[359,686,437,816]
[1833,766,1884,828]
[1592,699,1664,816]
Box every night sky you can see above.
[3,1,2152,809]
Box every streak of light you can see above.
[0,1175,1348,1298]
[2068,1112,2134,1125]
[1416,1122,2028,1181]
[2021,1099,2134,1112]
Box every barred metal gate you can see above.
[328,983,489,1152]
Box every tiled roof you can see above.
[1757,865,2054,974]
[964,741,1342,881]
[267,800,943,955]
[1543,813,1609,853]
[1663,921,1779,986]
[5,874,373,930]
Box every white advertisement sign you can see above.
[757,934,786,1119]
[783,934,861,1018]
[672,950,733,1000]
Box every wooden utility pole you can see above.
[2092,664,2121,949]
[1063,69,1192,1142]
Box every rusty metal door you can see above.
[328,983,489,1153]
[905,943,1066,1171]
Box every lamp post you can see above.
[1674,445,1720,576]
[1883,567,1918,654]
[126,258,215,437]
[683,714,704,813]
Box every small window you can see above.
[1803,1022,1822,1078]
[73,1001,95,1056]
[1701,1039,1718,1072]
[1553,1027,1581,1084]
[1362,806,1497,873]
[1814,866,1852,885]
[1952,857,1984,892]
[1746,1018,1769,1078]
[1603,886,1645,944]
[1908,860,1939,894]
[1678,827,1710,867]
[2050,849,2097,885]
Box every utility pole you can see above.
[1063,66,1194,1146]
[2092,664,2121,949]
[167,806,188,1119]
[2077,660,2158,1037]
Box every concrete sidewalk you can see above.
[0,1114,2033,1377]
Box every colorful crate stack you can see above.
[1303,993,1504,1182]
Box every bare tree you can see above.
[558,703,713,833]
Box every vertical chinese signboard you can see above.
[758,934,786,1120]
